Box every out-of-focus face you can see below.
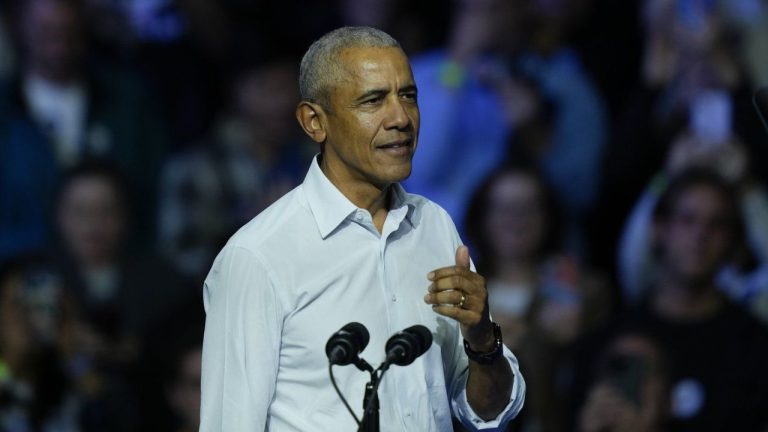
[236,64,299,145]
[57,176,125,266]
[485,172,546,261]
[22,0,84,82]
[169,347,202,429]
[644,0,720,54]
[656,184,734,285]
[321,46,419,190]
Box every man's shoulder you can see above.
[226,185,310,253]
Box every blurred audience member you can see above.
[719,0,768,87]
[594,0,767,272]
[0,0,168,257]
[403,0,522,233]
[0,257,79,431]
[405,0,607,248]
[619,132,768,322]
[508,0,608,253]
[54,160,188,430]
[162,333,202,432]
[613,168,768,431]
[119,0,230,146]
[578,331,670,432]
[464,165,612,432]
[158,61,312,280]
[0,105,56,261]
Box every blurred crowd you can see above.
[1,0,768,431]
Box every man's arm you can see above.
[464,328,514,419]
[424,246,523,422]
[200,245,282,431]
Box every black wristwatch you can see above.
[463,322,503,365]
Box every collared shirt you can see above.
[200,156,525,431]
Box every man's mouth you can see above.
[376,138,413,151]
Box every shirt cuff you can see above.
[452,345,526,431]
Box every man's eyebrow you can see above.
[355,88,388,102]
[354,84,417,103]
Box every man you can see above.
[200,27,525,431]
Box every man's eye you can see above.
[362,96,383,105]
[401,93,417,102]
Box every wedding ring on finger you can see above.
[457,292,466,309]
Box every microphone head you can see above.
[404,324,433,353]
[385,324,433,367]
[326,322,370,365]
[341,322,370,349]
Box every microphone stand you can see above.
[353,358,381,432]
[361,369,380,432]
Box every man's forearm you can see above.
[466,357,514,420]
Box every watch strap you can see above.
[463,322,503,365]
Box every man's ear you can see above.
[296,101,327,143]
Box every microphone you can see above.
[754,87,768,134]
[326,322,370,366]
[384,325,433,368]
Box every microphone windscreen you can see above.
[342,322,370,350]
[404,325,433,355]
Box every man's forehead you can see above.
[335,46,414,85]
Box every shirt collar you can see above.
[389,181,418,229]
[302,155,418,239]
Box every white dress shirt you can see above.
[200,156,525,431]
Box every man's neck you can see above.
[652,276,724,322]
[319,155,391,233]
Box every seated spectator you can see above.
[578,331,670,432]
[158,61,313,280]
[0,256,78,431]
[464,165,612,432]
[0,0,168,258]
[608,168,768,431]
[619,132,768,323]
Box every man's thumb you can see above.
[455,245,470,269]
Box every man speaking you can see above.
[200,26,525,431]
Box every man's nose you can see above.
[383,97,411,130]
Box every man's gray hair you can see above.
[299,26,401,109]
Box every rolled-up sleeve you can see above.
[450,345,526,431]
[200,244,283,431]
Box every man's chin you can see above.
[382,164,412,184]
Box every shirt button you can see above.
[391,295,397,302]
[354,212,363,221]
